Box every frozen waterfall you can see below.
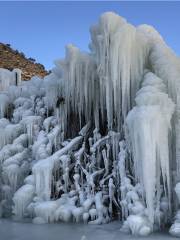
[0,12,180,237]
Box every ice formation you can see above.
[0,12,180,237]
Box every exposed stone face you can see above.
[0,43,49,80]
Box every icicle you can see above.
[108,178,115,217]
[21,116,42,145]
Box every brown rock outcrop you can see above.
[0,43,49,80]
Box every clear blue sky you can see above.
[0,1,180,70]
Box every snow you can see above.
[0,11,180,238]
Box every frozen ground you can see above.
[0,219,175,240]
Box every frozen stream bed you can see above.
[0,219,175,240]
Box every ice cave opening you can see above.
[0,12,180,237]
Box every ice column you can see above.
[126,72,175,225]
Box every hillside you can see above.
[0,43,48,80]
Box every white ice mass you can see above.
[0,12,180,237]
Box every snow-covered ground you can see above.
[0,219,175,240]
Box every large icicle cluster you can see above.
[0,12,180,237]
[126,72,175,227]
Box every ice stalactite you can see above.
[126,72,175,227]
[59,44,97,131]
[57,12,150,133]
[90,12,150,132]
